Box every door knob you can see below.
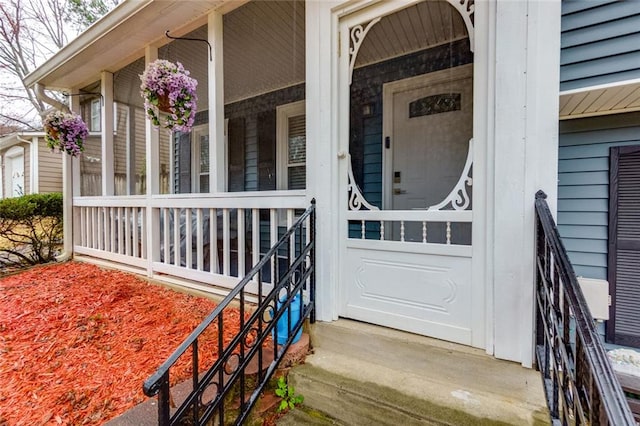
[393,188,407,195]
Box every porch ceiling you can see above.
[24,0,228,91]
[559,78,640,120]
[355,1,468,69]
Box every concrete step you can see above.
[277,406,343,425]
[286,320,549,426]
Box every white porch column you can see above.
[485,0,561,366]
[66,89,82,256]
[126,105,136,195]
[208,11,225,192]
[30,136,38,193]
[145,46,161,275]
[101,71,115,196]
[306,1,340,322]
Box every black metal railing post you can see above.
[143,201,316,425]
[158,372,170,426]
[310,198,316,323]
[533,190,634,425]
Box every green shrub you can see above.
[0,193,63,267]
[0,192,62,220]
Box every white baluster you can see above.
[82,207,88,247]
[238,208,246,276]
[97,207,104,251]
[104,207,110,252]
[140,208,146,259]
[210,208,218,273]
[185,208,192,269]
[252,209,259,272]
[92,207,98,250]
[446,221,451,245]
[132,208,139,258]
[287,209,294,265]
[173,208,180,266]
[196,208,203,271]
[270,209,277,284]
[423,221,427,243]
[400,221,405,242]
[163,209,170,264]
[223,208,230,276]
[361,220,366,239]
[125,207,131,256]
[380,221,385,241]
[110,207,116,252]
[118,207,124,255]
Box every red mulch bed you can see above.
[0,262,240,425]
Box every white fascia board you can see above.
[559,77,640,97]
[0,132,45,151]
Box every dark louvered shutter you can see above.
[257,110,276,191]
[608,145,640,346]
[228,117,245,192]
[175,132,192,194]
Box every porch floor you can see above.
[284,319,549,425]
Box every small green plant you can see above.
[274,376,304,412]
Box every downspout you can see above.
[33,83,73,262]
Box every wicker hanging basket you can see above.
[45,126,59,140]
[157,94,172,114]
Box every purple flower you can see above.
[140,59,198,132]
[43,111,88,157]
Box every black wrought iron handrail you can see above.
[143,199,316,425]
[534,190,634,425]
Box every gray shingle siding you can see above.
[560,0,640,91]
[558,111,640,280]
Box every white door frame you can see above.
[335,2,485,349]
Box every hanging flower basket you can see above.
[140,59,198,132]
[43,111,88,157]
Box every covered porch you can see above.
[27,1,312,295]
[25,0,562,367]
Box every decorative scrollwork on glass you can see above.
[347,154,380,211]
[348,18,381,85]
[428,139,473,211]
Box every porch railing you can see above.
[143,199,315,425]
[534,190,635,425]
[72,191,307,292]
[346,209,472,253]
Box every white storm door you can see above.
[344,66,474,345]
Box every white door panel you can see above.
[344,244,472,344]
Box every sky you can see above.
[0,0,83,130]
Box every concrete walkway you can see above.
[284,320,549,425]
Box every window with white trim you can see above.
[188,124,211,193]
[90,99,101,132]
[277,101,306,190]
